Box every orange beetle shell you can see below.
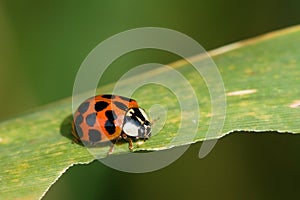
[72,94,139,144]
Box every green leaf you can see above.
[1,25,300,199]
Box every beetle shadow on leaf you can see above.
[60,114,83,146]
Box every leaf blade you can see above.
[1,25,300,199]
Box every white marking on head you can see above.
[138,108,150,122]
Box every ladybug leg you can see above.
[121,133,133,150]
[72,137,80,144]
[71,130,82,144]
[107,135,122,155]
[107,143,115,155]
[71,123,80,143]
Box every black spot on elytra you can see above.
[104,110,117,134]
[74,114,84,139]
[75,125,83,138]
[88,129,102,142]
[75,115,83,125]
[104,120,116,134]
[119,96,134,102]
[105,110,117,121]
[95,101,109,112]
[101,94,116,99]
[86,113,96,127]
[78,101,90,114]
[113,101,128,111]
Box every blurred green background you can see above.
[1,0,299,199]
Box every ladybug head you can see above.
[123,108,152,139]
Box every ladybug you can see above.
[72,94,151,153]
